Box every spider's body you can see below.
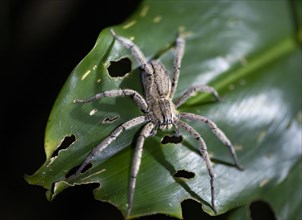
[143,60,177,130]
[74,29,242,217]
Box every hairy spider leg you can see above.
[110,29,154,76]
[174,85,221,108]
[180,113,243,170]
[75,116,148,175]
[176,120,216,213]
[170,31,185,98]
[74,89,148,113]
[127,122,155,217]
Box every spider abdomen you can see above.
[143,60,171,101]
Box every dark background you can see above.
[1,1,276,220]
[1,1,141,220]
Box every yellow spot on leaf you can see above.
[208,152,213,159]
[259,178,269,187]
[140,5,149,17]
[81,169,107,181]
[178,26,193,38]
[123,20,136,29]
[234,144,243,151]
[228,84,235,90]
[81,70,91,80]
[257,130,267,143]
[178,26,186,32]
[89,109,97,116]
[153,15,162,23]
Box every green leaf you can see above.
[26,0,302,219]
[263,159,302,220]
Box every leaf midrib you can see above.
[186,31,301,107]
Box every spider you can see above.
[73,29,243,216]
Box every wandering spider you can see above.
[73,29,243,216]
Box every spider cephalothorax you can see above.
[73,29,243,216]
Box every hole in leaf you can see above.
[174,169,195,179]
[250,201,276,220]
[137,214,178,220]
[108,58,131,77]
[51,135,76,158]
[161,135,183,144]
[181,199,227,220]
[51,182,100,200]
[65,163,92,179]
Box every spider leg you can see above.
[74,116,148,175]
[180,112,243,170]
[74,89,148,112]
[110,29,153,76]
[174,85,220,108]
[170,31,185,98]
[173,122,181,137]
[127,122,155,217]
[176,120,216,213]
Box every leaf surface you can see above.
[26,1,302,219]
